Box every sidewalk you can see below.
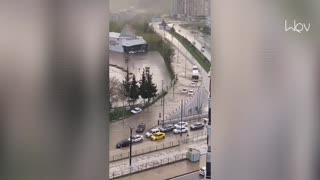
[114,154,206,180]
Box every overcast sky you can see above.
[110,0,171,14]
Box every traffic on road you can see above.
[115,118,207,149]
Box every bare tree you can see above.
[109,76,121,106]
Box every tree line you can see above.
[122,67,158,105]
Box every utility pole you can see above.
[129,127,133,166]
[185,57,186,78]
[180,99,183,137]
[163,90,165,126]
[161,80,163,105]
[173,80,175,98]
[205,73,212,179]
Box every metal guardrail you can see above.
[109,140,180,162]
[109,131,207,179]
[109,153,187,179]
[161,113,208,125]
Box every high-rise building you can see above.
[172,0,209,18]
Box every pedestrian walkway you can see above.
[114,153,206,180]
[110,140,207,178]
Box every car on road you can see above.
[202,118,209,124]
[173,126,188,134]
[182,88,188,93]
[136,123,146,133]
[159,124,175,132]
[145,128,160,138]
[188,89,194,95]
[201,48,205,52]
[190,122,205,130]
[128,134,144,143]
[150,132,166,141]
[191,82,196,87]
[116,139,131,148]
[174,122,188,128]
[131,107,142,114]
[199,166,206,176]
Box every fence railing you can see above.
[109,153,187,179]
[160,113,208,125]
[109,140,180,162]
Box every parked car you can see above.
[174,122,188,128]
[128,134,144,143]
[182,88,188,93]
[202,118,209,124]
[190,122,205,130]
[173,126,188,134]
[131,107,142,114]
[116,139,131,148]
[150,132,166,141]
[199,166,206,176]
[160,124,175,132]
[188,89,194,95]
[136,123,146,133]
[201,48,205,52]
[145,128,160,138]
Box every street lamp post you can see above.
[180,99,183,137]
[205,73,212,179]
[162,80,165,126]
[129,127,133,166]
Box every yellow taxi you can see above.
[150,132,166,141]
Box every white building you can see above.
[109,25,148,54]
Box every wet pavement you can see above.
[110,140,207,180]
[110,51,171,91]
[109,41,209,151]
[113,148,207,180]
[109,24,211,179]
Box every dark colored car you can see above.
[136,123,146,133]
[159,124,175,132]
[116,140,131,148]
[190,122,205,130]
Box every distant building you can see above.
[109,25,148,54]
[172,0,210,18]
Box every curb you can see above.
[111,158,187,179]
[165,169,199,180]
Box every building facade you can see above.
[109,25,148,54]
[172,0,209,18]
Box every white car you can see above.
[191,82,196,87]
[173,126,188,134]
[174,122,188,128]
[182,88,188,93]
[131,107,142,114]
[128,135,144,143]
[199,166,206,176]
[202,118,209,124]
[145,128,160,138]
[188,90,194,95]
